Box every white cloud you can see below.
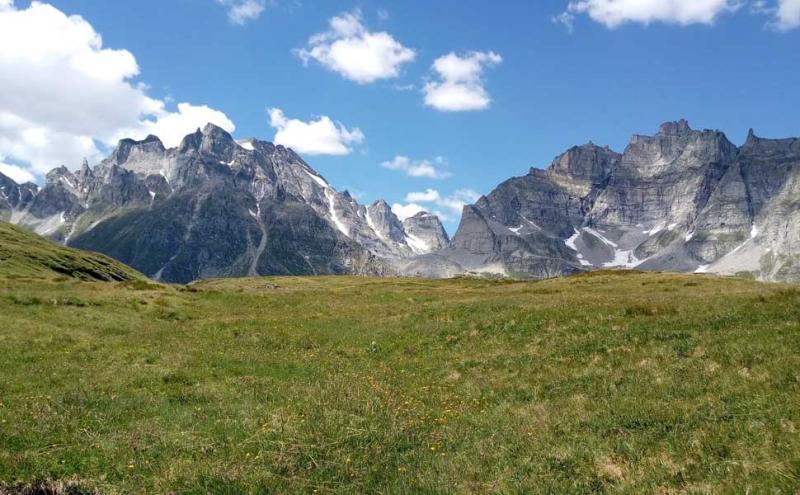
[268,108,364,155]
[0,1,235,176]
[217,0,268,25]
[381,156,452,179]
[776,0,800,29]
[560,0,800,31]
[296,9,416,84]
[552,12,576,32]
[405,188,441,202]
[391,202,426,221]
[394,188,481,222]
[136,103,235,148]
[423,51,502,112]
[0,161,36,183]
[564,0,740,28]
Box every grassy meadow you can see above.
[1,224,799,493]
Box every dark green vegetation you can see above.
[0,224,799,493]
[0,222,144,283]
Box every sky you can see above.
[0,0,798,232]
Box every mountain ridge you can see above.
[410,120,800,281]
[2,120,799,282]
[0,124,448,283]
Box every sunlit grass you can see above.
[1,270,799,493]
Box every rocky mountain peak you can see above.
[547,142,621,186]
[45,166,73,185]
[111,135,166,165]
[402,211,450,254]
[366,199,405,244]
[3,123,449,282]
[200,123,236,156]
[658,119,692,135]
[178,128,203,153]
[371,198,391,209]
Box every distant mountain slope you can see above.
[0,221,144,281]
[5,120,799,283]
[409,120,800,282]
[1,124,448,283]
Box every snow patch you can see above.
[582,227,618,248]
[695,265,710,274]
[643,223,665,236]
[248,202,262,220]
[602,249,640,268]
[33,212,65,235]
[564,229,581,251]
[405,233,432,254]
[520,215,541,230]
[685,232,694,242]
[365,210,386,241]
[238,140,255,151]
[304,169,330,189]
[60,176,75,189]
[509,225,523,235]
[325,189,349,237]
[86,219,102,232]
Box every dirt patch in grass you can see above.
[0,482,96,495]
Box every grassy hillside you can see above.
[0,237,798,492]
[0,221,145,282]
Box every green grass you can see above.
[0,222,144,282]
[1,225,799,493]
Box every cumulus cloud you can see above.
[0,1,235,177]
[391,202,426,221]
[137,103,236,148]
[423,51,502,112]
[0,161,36,184]
[393,188,481,222]
[268,108,364,155]
[216,0,268,25]
[776,0,800,29]
[405,188,441,202]
[380,156,452,179]
[296,9,416,84]
[558,0,800,31]
[563,0,740,28]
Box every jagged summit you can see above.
[2,125,447,283]
[6,120,800,283]
[658,119,692,135]
[404,120,800,282]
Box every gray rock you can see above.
[5,124,442,282]
[415,120,800,281]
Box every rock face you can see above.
[7,120,800,283]
[410,120,800,282]
[4,124,447,283]
[403,212,450,253]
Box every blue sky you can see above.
[0,0,798,231]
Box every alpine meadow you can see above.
[1,0,800,493]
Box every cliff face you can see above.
[413,121,800,282]
[3,124,447,283]
[7,120,800,283]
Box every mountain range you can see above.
[2,120,798,282]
